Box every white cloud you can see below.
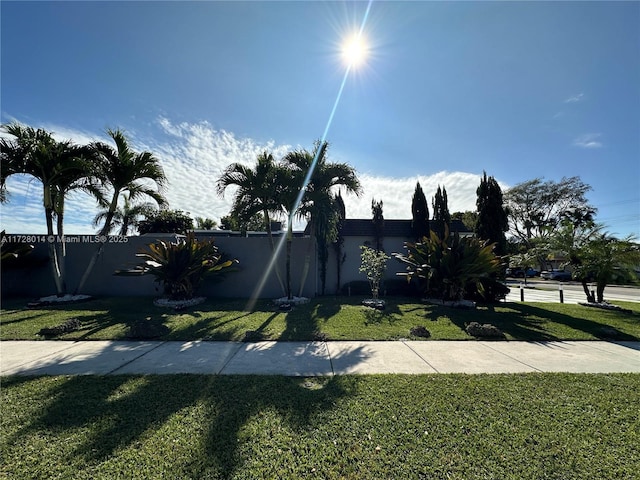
[342,171,493,221]
[573,133,603,149]
[143,117,293,222]
[564,93,584,103]
[0,118,506,234]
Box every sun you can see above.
[342,34,368,67]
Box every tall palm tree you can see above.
[0,122,100,295]
[283,141,362,297]
[75,128,167,294]
[92,193,154,236]
[216,151,287,295]
[273,160,306,300]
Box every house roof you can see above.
[305,219,472,237]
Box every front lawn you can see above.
[1,374,638,479]
[1,296,639,342]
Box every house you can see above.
[315,219,473,295]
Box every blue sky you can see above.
[2,1,639,238]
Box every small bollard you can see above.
[520,282,524,302]
[559,284,564,303]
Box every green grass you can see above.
[1,374,638,479]
[1,296,639,342]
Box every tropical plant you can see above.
[551,220,640,303]
[508,244,545,286]
[75,128,167,294]
[195,217,217,230]
[92,193,154,236]
[216,151,285,294]
[394,227,503,301]
[332,191,347,295]
[116,233,237,300]
[137,209,194,235]
[285,141,362,297]
[276,159,305,300]
[573,235,640,303]
[359,245,389,300]
[0,122,100,295]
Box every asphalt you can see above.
[2,340,640,376]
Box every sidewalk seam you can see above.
[401,341,440,373]
[107,341,168,375]
[480,342,544,372]
[217,342,248,375]
[325,342,336,376]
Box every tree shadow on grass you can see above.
[279,308,319,341]
[442,302,639,341]
[26,297,281,341]
[361,303,403,326]
[4,374,353,479]
[0,310,54,326]
[197,375,353,478]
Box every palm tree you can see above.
[194,217,217,230]
[274,160,305,300]
[0,122,100,295]
[282,141,361,297]
[551,220,640,303]
[75,128,167,294]
[216,151,286,295]
[92,193,154,236]
[332,191,347,294]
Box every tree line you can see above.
[2,121,638,303]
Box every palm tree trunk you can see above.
[42,183,65,296]
[335,246,342,295]
[581,279,595,303]
[297,221,315,298]
[56,208,68,295]
[264,210,286,296]
[45,206,64,296]
[74,194,118,294]
[286,222,293,300]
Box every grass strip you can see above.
[1,373,638,479]
[1,296,639,342]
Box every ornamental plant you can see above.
[394,227,503,302]
[116,233,238,300]
[359,245,389,299]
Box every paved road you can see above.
[2,340,639,376]
[504,280,640,304]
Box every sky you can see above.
[1,1,639,238]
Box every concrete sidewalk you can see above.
[2,340,640,376]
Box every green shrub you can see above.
[138,209,194,234]
[394,228,503,301]
[116,233,238,300]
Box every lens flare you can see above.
[244,0,373,311]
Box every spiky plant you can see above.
[116,233,237,300]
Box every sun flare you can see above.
[342,34,368,67]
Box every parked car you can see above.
[540,270,572,281]
[506,267,539,278]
